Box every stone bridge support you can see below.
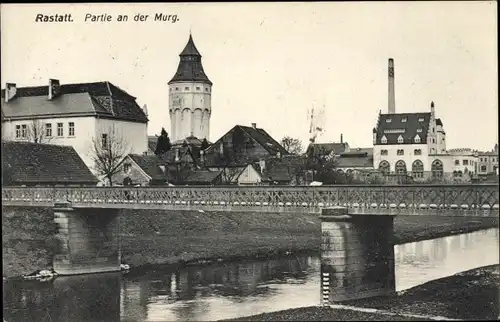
[53,200,121,275]
[320,207,395,303]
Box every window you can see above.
[414,149,422,155]
[379,161,390,174]
[381,149,388,156]
[431,160,444,179]
[417,128,423,133]
[196,87,201,90]
[68,122,75,136]
[45,123,52,137]
[412,160,424,178]
[481,165,487,172]
[101,134,108,148]
[123,163,131,174]
[184,87,189,91]
[401,117,407,123]
[432,138,436,143]
[175,87,179,91]
[418,118,424,122]
[463,160,468,166]
[386,119,392,123]
[57,123,63,137]
[205,88,209,92]
[414,135,421,143]
[15,125,21,138]
[395,160,407,175]
[381,135,387,144]
[455,160,460,165]
[21,124,27,138]
[397,135,404,144]
[432,128,435,133]
[397,149,404,156]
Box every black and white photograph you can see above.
[1,2,498,321]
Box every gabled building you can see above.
[203,123,289,169]
[1,80,149,173]
[478,144,498,176]
[307,134,350,160]
[2,141,98,186]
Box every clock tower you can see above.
[168,34,213,143]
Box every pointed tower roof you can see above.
[169,34,212,85]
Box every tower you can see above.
[168,34,212,143]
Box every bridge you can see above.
[2,184,499,216]
[2,184,498,282]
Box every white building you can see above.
[1,79,149,174]
[373,101,450,181]
[169,34,212,144]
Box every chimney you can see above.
[430,101,435,116]
[4,83,17,103]
[48,79,61,100]
[388,58,395,114]
[143,104,149,117]
[251,123,257,129]
[340,133,343,144]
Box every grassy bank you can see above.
[2,205,498,278]
[227,264,499,321]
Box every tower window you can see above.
[184,87,189,91]
[196,87,201,90]
[175,87,179,91]
[401,117,407,122]
[386,119,392,123]
[205,88,209,92]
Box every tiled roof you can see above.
[375,113,431,145]
[2,141,98,185]
[311,143,349,156]
[184,170,222,184]
[336,155,374,168]
[169,35,212,85]
[1,81,148,123]
[128,154,167,181]
[238,126,289,156]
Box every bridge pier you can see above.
[320,207,396,304]
[53,200,121,275]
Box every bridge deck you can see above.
[2,184,499,217]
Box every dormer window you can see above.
[397,135,404,144]
[418,118,424,122]
[417,128,423,133]
[401,117,407,123]
[381,135,387,144]
[414,134,421,143]
[386,119,392,123]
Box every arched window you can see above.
[395,160,407,175]
[431,159,443,179]
[337,169,344,173]
[412,160,424,178]
[379,161,390,174]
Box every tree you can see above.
[90,125,129,186]
[200,138,210,150]
[154,128,172,155]
[28,120,52,144]
[281,136,303,155]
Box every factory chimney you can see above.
[388,58,396,114]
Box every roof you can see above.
[341,147,373,157]
[2,141,98,185]
[184,170,222,184]
[1,81,148,123]
[310,143,349,156]
[478,151,498,156]
[147,136,158,154]
[336,155,374,168]
[127,154,167,181]
[169,35,212,85]
[374,113,431,145]
[238,126,289,155]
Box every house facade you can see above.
[478,144,498,176]
[1,80,149,175]
[373,101,450,181]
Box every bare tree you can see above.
[90,125,129,186]
[28,120,52,144]
[280,136,303,155]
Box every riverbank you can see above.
[223,264,499,321]
[2,206,499,278]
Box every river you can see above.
[3,228,499,322]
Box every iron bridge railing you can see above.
[2,184,499,211]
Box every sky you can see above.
[1,2,498,151]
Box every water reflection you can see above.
[3,229,499,322]
[394,228,499,291]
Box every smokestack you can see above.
[340,133,343,144]
[48,79,61,100]
[4,83,17,103]
[251,123,257,129]
[388,58,395,114]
